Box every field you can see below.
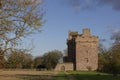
[0,70,120,80]
[53,71,120,80]
[0,69,58,80]
[68,71,120,80]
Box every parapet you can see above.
[68,31,78,40]
[67,28,98,43]
[82,28,90,36]
[69,31,78,36]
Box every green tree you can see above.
[33,56,43,68]
[0,0,44,67]
[6,49,33,69]
[42,50,63,70]
[108,30,120,75]
[98,43,108,71]
[99,31,120,76]
[107,43,120,76]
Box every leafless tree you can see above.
[0,0,45,55]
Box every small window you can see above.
[85,58,89,63]
[86,50,88,53]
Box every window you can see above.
[85,58,89,63]
[86,50,88,53]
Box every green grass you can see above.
[67,71,109,75]
[2,70,118,80]
[51,71,68,80]
[51,71,120,80]
[67,71,120,80]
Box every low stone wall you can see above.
[54,63,73,71]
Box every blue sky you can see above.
[23,0,120,57]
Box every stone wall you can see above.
[67,28,99,71]
[54,63,73,71]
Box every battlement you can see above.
[82,28,90,36]
[67,28,99,71]
[68,28,98,42]
[69,31,78,36]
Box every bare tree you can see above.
[0,0,44,54]
[0,0,45,67]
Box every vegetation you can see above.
[5,49,33,69]
[33,50,63,70]
[0,70,120,80]
[42,50,63,70]
[52,71,68,80]
[98,31,120,76]
[52,71,120,80]
[2,49,62,70]
[33,56,43,68]
[0,0,44,68]
[68,71,120,80]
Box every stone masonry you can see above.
[55,28,98,71]
[67,28,99,71]
[55,63,73,71]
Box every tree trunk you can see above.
[0,55,4,68]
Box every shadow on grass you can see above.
[72,73,120,80]
[51,72,68,80]
[15,71,120,80]
[16,74,52,80]
[52,75,68,80]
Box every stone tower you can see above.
[67,28,99,71]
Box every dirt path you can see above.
[0,70,58,80]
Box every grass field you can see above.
[52,71,120,80]
[0,70,120,80]
[68,71,120,80]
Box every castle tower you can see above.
[67,28,99,71]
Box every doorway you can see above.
[61,66,65,71]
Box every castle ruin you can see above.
[55,28,99,71]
